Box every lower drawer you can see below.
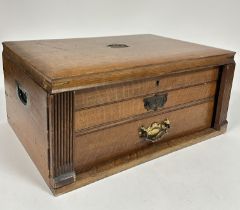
[74,99,214,173]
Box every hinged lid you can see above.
[2,34,235,93]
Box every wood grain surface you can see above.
[75,82,217,131]
[55,125,227,196]
[74,100,214,173]
[214,63,235,129]
[2,35,235,93]
[75,67,218,109]
[3,54,50,186]
[48,92,76,188]
[2,34,236,195]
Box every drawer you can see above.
[74,82,217,131]
[75,67,218,109]
[74,99,214,173]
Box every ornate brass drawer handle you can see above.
[139,119,171,142]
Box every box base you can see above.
[51,124,227,196]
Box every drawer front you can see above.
[74,100,214,173]
[75,67,218,109]
[74,82,217,131]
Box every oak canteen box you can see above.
[2,34,236,195]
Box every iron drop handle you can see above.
[16,82,28,106]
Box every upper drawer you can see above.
[75,67,219,110]
[74,81,217,131]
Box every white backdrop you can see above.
[0,0,239,209]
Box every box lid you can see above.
[2,34,235,93]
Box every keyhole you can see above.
[156,80,160,86]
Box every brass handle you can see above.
[138,119,171,142]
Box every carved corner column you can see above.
[48,91,76,188]
[214,62,235,130]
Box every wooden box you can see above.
[2,34,236,195]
